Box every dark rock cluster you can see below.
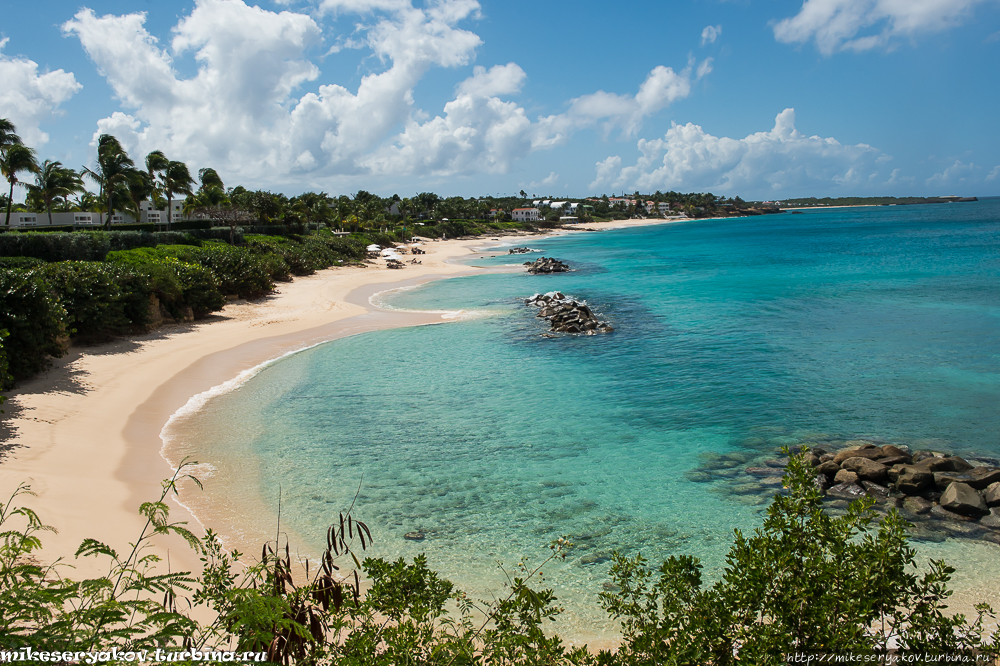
[692,441,1000,544]
[508,246,536,254]
[524,292,614,335]
[524,257,571,273]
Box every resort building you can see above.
[5,211,135,228]
[512,208,540,222]
[139,200,184,225]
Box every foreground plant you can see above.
[596,448,1000,665]
[2,451,997,665]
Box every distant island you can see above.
[776,195,979,207]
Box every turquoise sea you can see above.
[167,200,1000,642]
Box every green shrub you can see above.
[96,231,158,252]
[155,244,274,298]
[106,249,225,318]
[152,231,201,246]
[309,232,367,262]
[0,269,67,385]
[245,235,326,276]
[186,227,245,244]
[597,449,1000,664]
[0,256,46,269]
[170,259,226,316]
[40,262,152,339]
[0,231,110,262]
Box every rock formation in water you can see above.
[525,257,571,273]
[524,292,613,335]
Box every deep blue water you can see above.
[175,200,1000,639]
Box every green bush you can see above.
[40,262,152,339]
[312,232,367,261]
[186,227,244,244]
[106,249,225,318]
[246,235,328,276]
[596,449,1000,664]
[155,244,274,298]
[0,269,67,385]
[97,231,159,252]
[0,230,172,262]
[0,231,110,262]
[170,259,226,316]
[0,256,46,269]
[152,231,201,246]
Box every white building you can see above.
[139,200,184,225]
[5,211,135,228]
[512,208,540,222]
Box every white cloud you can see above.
[696,58,714,80]
[530,171,559,189]
[773,0,993,55]
[63,0,705,186]
[925,160,977,188]
[986,165,1000,181]
[366,60,703,177]
[590,156,622,190]
[590,108,891,197]
[63,0,482,182]
[701,25,722,46]
[0,39,81,147]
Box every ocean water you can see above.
[166,200,1000,642]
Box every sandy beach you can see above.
[0,231,556,578]
[0,217,680,577]
[2,214,998,646]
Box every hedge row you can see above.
[0,230,382,390]
[0,250,239,388]
[0,269,68,386]
[244,233,365,276]
[0,231,205,262]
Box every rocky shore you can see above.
[524,292,614,335]
[508,246,537,255]
[689,440,1000,545]
[525,257,571,273]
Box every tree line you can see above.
[3,118,758,232]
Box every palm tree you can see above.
[83,135,134,229]
[2,143,40,226]
[27,160,85,225]
[197,167,224,192]
[0,118,22,152]
[122,169,154,222]
[144,150,169,210]
[162,160,194,230]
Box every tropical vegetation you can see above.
[1,451,997,664]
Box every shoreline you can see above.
[0,217,671,579]
[0,231,551,578]
[6,213,995,647]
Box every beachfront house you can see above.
[512,208,540,222]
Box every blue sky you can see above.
[2,0,999,200]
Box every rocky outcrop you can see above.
[940,482,989,517]
[986,482,1000,507]
[524,292,613,335]
[525,257,571,273]
[508,246,537,254]
[685,437,1000,545]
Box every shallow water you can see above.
[166,200,1000,643]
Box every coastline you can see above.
[0,217,674,579]
[0,232,540,577]
[1,213,998,645]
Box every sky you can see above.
[2,0,999,200]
